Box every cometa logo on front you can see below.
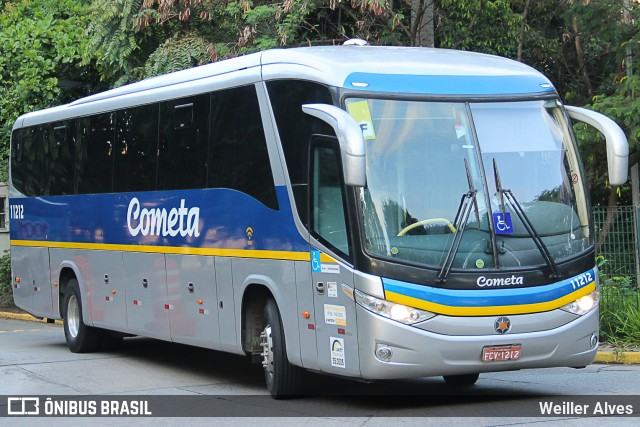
[127,197,200,238]
[477,275,524,287]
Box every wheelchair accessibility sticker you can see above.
[493,212,513,234]
[311,250,340,274]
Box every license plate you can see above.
[482,344,521,362]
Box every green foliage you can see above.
[0,0,94,180]
[0,0,638,210]
[83,0,311,84]
[597,256,640,345]
[591,75,640,153]
[570,74,640,205]
[438,0,521,57]
[600,285,640,346]
[0,250,12,307]
[83,0,147,86]
[144,32,211,77]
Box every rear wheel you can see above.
[443,373,480,386]
[63,279,103,353]
[260,298,302,398]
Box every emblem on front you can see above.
[494,316,511,334]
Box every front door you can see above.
[309,135,360,376]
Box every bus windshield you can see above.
[347,97,592,271]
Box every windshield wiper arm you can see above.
[437,159,478,284]
[492,159,562,280]
[466,158,481,230]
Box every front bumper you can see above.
[356,305,599,379]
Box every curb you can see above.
[1,311,638,364]
[0,311,63,325]
[594,350,640,365]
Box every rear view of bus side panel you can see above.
[86,250,128,331]
[167,254,223,350]
[123,252,170,340]
[11,246,53,319]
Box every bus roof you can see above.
[261,46,554,96]
[14,45,556,129]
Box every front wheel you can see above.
[260,298,302,398]
[63,279,103,353]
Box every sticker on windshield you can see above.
[347,100,376,140]
[493,212,514,234]
[455,124,466,139]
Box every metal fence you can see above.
[593,205,640,286]
[593,205,640,320]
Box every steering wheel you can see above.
[397,218,456,236]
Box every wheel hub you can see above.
[67,294,80,338]
[260,324,274,378]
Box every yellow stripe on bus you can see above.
[10,239,337,263]
[385,282,596,317]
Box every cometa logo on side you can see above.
[126,197,200,238]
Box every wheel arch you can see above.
[56,261,91,324]
[240,274,302,366]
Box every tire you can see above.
[63,279,103,353]
[443,373,480,386]
[260,298,302,398]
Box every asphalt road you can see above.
[1,317,639,426]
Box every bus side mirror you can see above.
[302,103,366,187]
[565,105,629,186]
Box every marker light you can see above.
[561,290,600,316]
[355,290,434,325]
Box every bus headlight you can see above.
[561,290,600,316]
[355,290,435,324]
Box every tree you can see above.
[0,0,96,181]
[411,0,435,46]
[83,0,413,86]
[1,0,636,211]
[437,0,521,56]
[564,0,639,204]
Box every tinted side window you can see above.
[158,95,210,190]
[266,80,333,224]
[76,113,114,194]
[114,104,159,192]
[13,126,46,196]
[44,121,76,196]
[208,85,278,210]
[311,137,351,258]
[10,129,26,195]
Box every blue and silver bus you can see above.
[10,44,628,397]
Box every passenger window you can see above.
[15,126,46,197]
[174,103,193,130]
[44,121,76,196]
[310,136,350,258]
[266,80,334,225]
[208,85,278,210]
[76,113,114,194]
[114,104,159,192]
[158,95,209,190]
[10,129,26,195]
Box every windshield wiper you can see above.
[492,159,562,280]
[437,159,479,284]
